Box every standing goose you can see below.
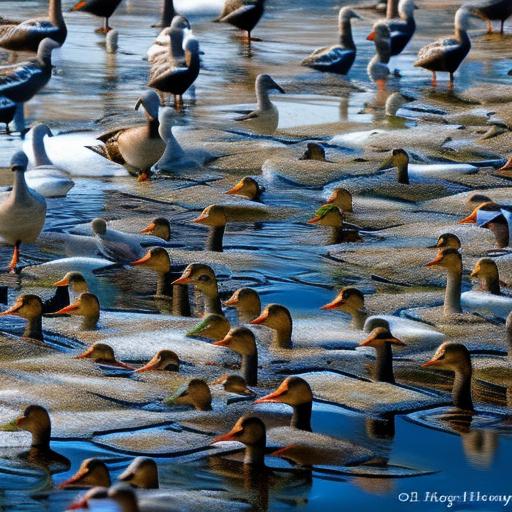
[466,0,512,34]
[366,22,391,90]
[414,7,473,88]
[307,205,361,244]
[0,294,44,341]
[193,205,228,252]
[321,287,368,330]
[53,292,100,331]
[70,0,124,33]
[251,304,292,349]
[302,7,361,75]
[88,91,165,180]
[0,0,66,52]
[0,152,46,273]
[224,287,261,324]
[219,0,266,41]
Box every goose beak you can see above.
[212,424,243,444]
[250,310,269,325]
[367,30,376,41]
[320,297,344,310]
[192,213,209,224]
[172,275,191,285]
[54,302,80,315]
[426,254,443,267]
[459,210,478,224]
[135,357,160,373]
[53,276,70,287]
[140,222,156,235]
[421,356,441,367]
[70,0,87,11]
[0,302,23,316]
[213,335,231,347]
[59,467,90,488]
[223,296,239,306]
[326,194,335,204]
[75,346,95,359]
[225,181,244,195]
[255,381,288,403]
[130,251,152,266]
[66,498,89,510]
[307,216,321,224]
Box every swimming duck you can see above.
[118,457,159,489]
[60,458,111,488]
[43,271,88,314]
[140,218,171,241]
[459,201,510,248]
[326,187,353,213]
[149,37,200,111]
[225,177,263,201]
[320,287,368,329]
[164,378,212,411]
[25,124,74,198]
[307,205,361,244]
[89,91,165,179]
[302,7,361,75]
[187,313,231,340]
[75,342,134,369]
[173,263,223,316]
[235,74,285,135]
[0,152,46,272]
[0,0,66,51]
[135,349,180,373]
[367,22,391,90]
[130,247,191,316]
[70,0,123,33]
[214,327,258,385]
[359,326,406,384]
[0,294,44,340]
[414,7,473,87]
[193,205,229,252]
[250,304,292,349]
[465,0,512,34]
[426,248,463,316]
[215,374,255,395]
[470,258,503,294]
[428,233,461,250]
[54,292,100,330]
[219,0,266,41]
[224,287,261,324]
[422,342,474,411]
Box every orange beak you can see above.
[326,194,335,204]
[307,216,321,224]
[70,0,87,11]
[212,424,244,443]
[192,213,209,224]
[213,335,231,347]
[367,31,376,41]
[320,297,344,310]
[134,357,160,373]
[140,222,156,235]
[426,254,443,268]
[16,415,27,428]
[421,357,442,367]
[271,445,296,458]
[59,467,89,488]
[459,209,478,224]
[223,295,239,306]
[53,277,70,287]
[250,310,269,325]
[172,275,191,285]
[75,346,95,359]
[66,497,89,510]
[54,302,80,315]
[254,381,288,404]
[359,334,405,347]
[225,181,244,195]
[0,302,23,316]
[130,251,152,266]
[498,157,512,171]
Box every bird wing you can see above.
[220,4,255,23]
[0,60,43,95]
[303,46,353,66]
[96,230,144,263]
[415,37,459,66]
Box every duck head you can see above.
[193,205,227,227]
[251,304,291,331]
[299,142,326,161]
[377,149,409,184]
[187,313,230,340]
[367,20,390,43]
[60,458,111,488]
[422,342,472,373]
[224,288,261,318]
[256,376,313,407]
[307,204,343,227]
[67,487,109,510]
[15,405,51,447]
[429,233,461,250]
[459,201,500,224]
[225,177,261,200]
[326,187,353,212]
[53,271,88,294]
[321,287,365,315]
[426,248,462,273]
[359,326,405,348]
[214,327,257,356]
[470,258,500,293]
[464,193,492,212]
[1,294,42,321]
[54,292,100,330]
[172,263,218,296]
[131,247,171,274]
[91,218,107,236]
[215,374,255,395]
[165,379,212,411]
[135,90,161,121]
[118,457,159,489]
[140,218,171,241]
[75,342,133,369]
[136,349,180,373]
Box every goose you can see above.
[53,292,100,331]
[43,271,89,313]
[24,124,74,198]
[250,304,292,349]
[0,294,44,341]
[118,457,159,488]
[0,0,66,52]
[428,233,461,250]
[164,378,212,411]
[70,0,123,33]
[140,218,171,241]
[326,187,353,213]
[218,0,266,41]
[224,287,261,324]
[320,287,368,330]
[225,177,263,201]
[60,458,111,488]
[186,313,231,340]
[88,91,165,179]
[414,7,473,87]
[147,16,191,70]
[465,0,512,34]
[130,247,191,316]
[0,152,46,273]
[235,74,285,135]
[135,349,180,373]
[366,22,391,90]
[75,342,135,369]
[307,205,361,244]
[470,258,503,294]
[302,7,361,75]
[214,327,258,385]
[192,205,228,252]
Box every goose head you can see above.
[30,123,53,142]
[91,218,107,236]
[255,376,313,406]
[377,148,409,171]
[108,484,140,512]
[459,201,500,224]
[224,288,261,315]
[37,38,60,64]
[299,142,326,161]
[135,90,161,121]
[54,292,100,330]
[184,36,200,65]
[454,7,473,32]
[326,187,353,212]
[170,15,191,31]
[165,379,212,411]
[359,326,406,348]
[53,271,88,294]
[140,218,171,241]
[256,74,285,97]
[215,374,254,395]
[251,304,291,332]
[426,248,462,273]
[0,294,43,321]
[470,258,499,286]
[422,342,472,373]
[15,405,51,446]
[136,349,180,373]
[338,6,362,25]
[193,205,227,228]
[385,92,415,117]
[307,204,343,227]
[10,151,28,172]
[465,193,492,211]
[214,326,257,356]
[213,415,266,448]
[429,233,461,250]
[367,21,390,44]
[187,313,230,340]
[172,264,218,296]
[321,287,366,316]
[75,342,133,369]
[131,247,171,274]
[67,487,109,510]
[118,457,159,489]
[225,177,261,200]
[60,458,111,488]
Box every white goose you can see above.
[0,152,46,273]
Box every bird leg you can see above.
[95,17,112,33]
[8,241,20,273]
[431,71,437,87]
[449,73,454,90]
[375,78,387,92]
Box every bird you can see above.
[0,152,46,273]
[186,313,231,340]
[465,0,512,34]
[225,177,263,201]
[164,378,212,411]
[43,271,89,313]
[53,292,101,331]
[218,0,266,41]
[75,343,134,369]
[118,457,159,488]
[139,218,171,241]
[366,22,391,90]
[250,304,293,349]
[325,187,353,213]
[0,294,44,341]
[135,349,180,373]
[192,205,229,252]
[60,458,111,488]
[321,287,368,330]
[307,204,361,244]
[69,0,124,33]
[223,287,261,324]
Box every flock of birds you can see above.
[0,0,511,510]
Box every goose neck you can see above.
[291,401,312,431]
[241,352,258,386]
[374,343,396,384]
[244,438,266,467]
[453,367,474,411]
[351,309,367,330]
[339,19,355,49]
[273,323,293,349]
[206,226,225,252]
[160,0,175,27]
[444,268,462,315]
[81,314,99,331]
[24,315,43,341]
[32,131,52,167]
[49,0,64,26]
[397,162,409,184]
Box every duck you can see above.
[164,378,212,411]
[224,287,261,324]
[0,0,66,52]
[172,263,223,316]
[148,37,201,111]
[0,294,44,341]
[0,152,46,273]
[320,287,368,330]
[53,292,101,331]
[139,218,171,241]
[250,304,292,349]
[359,326,406,384]
[118,457,159,489]
[70,0,123,33]
[326,187,353,213]
[301,7,361,75]
[218,0,266,41]
[186,313,231,340]
[307,205,361,244]
[235,74,285,135]
[470,258,503,294]
[366,22,391,90]
[422,342,474,411]
[428,233,461,250]
[43,271,89,314]
[135,349,180,373]
[75,342,134,369]
[192,205,229,252]
[225,177,263,201]
[214,327,258,385]
[2,405,70,473]
[60,458,111,488]
[88,91,165,179]
[24,124,75,198]
[215,374,255,395]
[465,0,512,34]
[130,247,191,316]
[414,7,473,87]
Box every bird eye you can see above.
[198,275,210,282]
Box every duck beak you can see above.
[130,251,152,266]
[213,335,231,347]
[367,30,376,41]
[320,297,344,310]
[271,445,294,458]
[75,346,95,359]
[426,253,443,267]
[212,424,243,444]
[134,356,160,373]
[140,222,156,235]
[223,296,239,306]
[359,334,405,347]
[250,310,269,325]
[59,466,90,488]
[192,213,209,224]
[66,497,89,510]
[377,155,394,171]
[326,194,335,204]
[172,275,191,285]
[470,268,480,278]
[255,381,288,403]
[498,157,512,171]
[307,216,321,224]
[421,356,442,367]
[54,302,80,315]
[117,468,135,482]
[70,0,87,11]
[225,181,244,195]
[0,302,23,316]
[53,276,70,287]
[459,209,478,224]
